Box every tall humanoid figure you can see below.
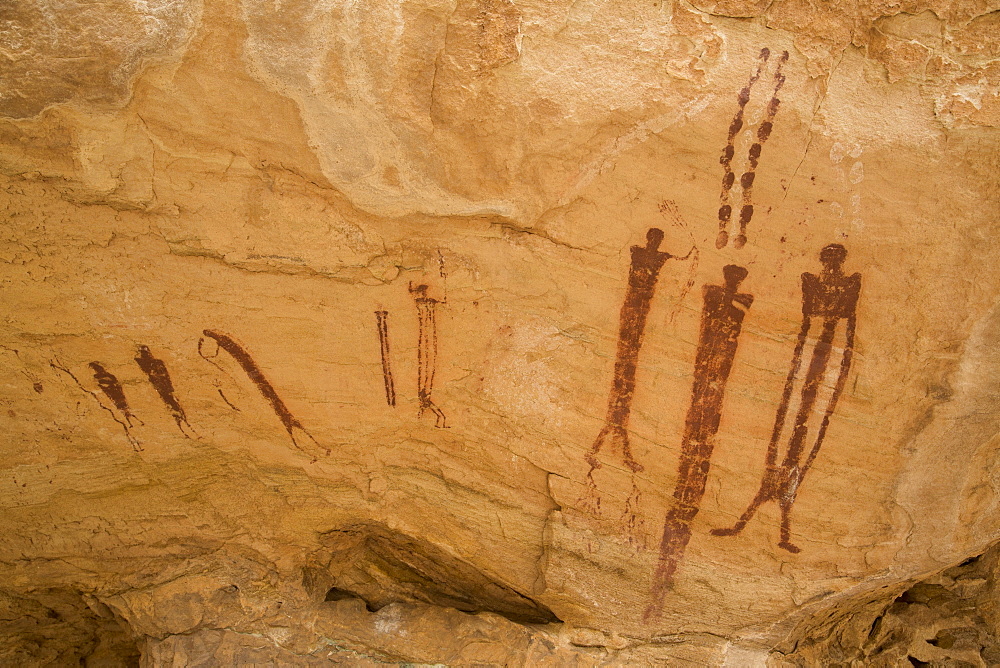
[646,265,753,618]
[712,244,860,553]
[410,284,447,428]
[586,228,681,475]
[135,345,197,439]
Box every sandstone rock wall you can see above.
[1,0,999,664]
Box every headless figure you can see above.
[587,228,675,473]
[375,311,397,407]
[135,345,197,439]
[712,244,860,553]
[645,265,752,617]
[410,284,447,428]
[199,330,329,460]
[88,362,141,428]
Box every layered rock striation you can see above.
[1,0,999,664]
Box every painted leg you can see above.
[643,514,687,621]
[585,426,610,470]
[621,432,644,473]
[711,483,770,536]
[176,416,200,440]
[430,403,447,428]
[778,496,801,553]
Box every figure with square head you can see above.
[711,244,860,553]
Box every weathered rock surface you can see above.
[1,0,999,664]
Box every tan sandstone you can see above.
[1,0,999,664]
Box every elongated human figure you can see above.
[645,265,752,618]
[135,345,198,439]
[375,311,397,407]
[198,330,328,459]
[52,359,141,450]
[711,244,860,552]
[410,284,447,428]
[587,228,680,474]
[89,362,141,428]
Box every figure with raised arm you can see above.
[586,228,680,474]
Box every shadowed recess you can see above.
[0,588,140,666]
[305,523,560,625]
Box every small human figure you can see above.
[645,265,753,618]
[88,362,141,428]
[409,284,447,428]
[711,244,860,553]
[134,345,198,439]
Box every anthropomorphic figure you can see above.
[645,265,752,619]
[52,359,141,450]
[198,330,328,459]
[89,361,140,428]
[711,244,860,553]
[587,228,678,474]
[375,311,397,407]
[410,284,447,428]
[135,345,197,439]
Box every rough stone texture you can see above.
[0,0,199,118]
[775,543,1000,666]
[1,0,999,664]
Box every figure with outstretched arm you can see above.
[586,228,682,474]
[89,362,142,428]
